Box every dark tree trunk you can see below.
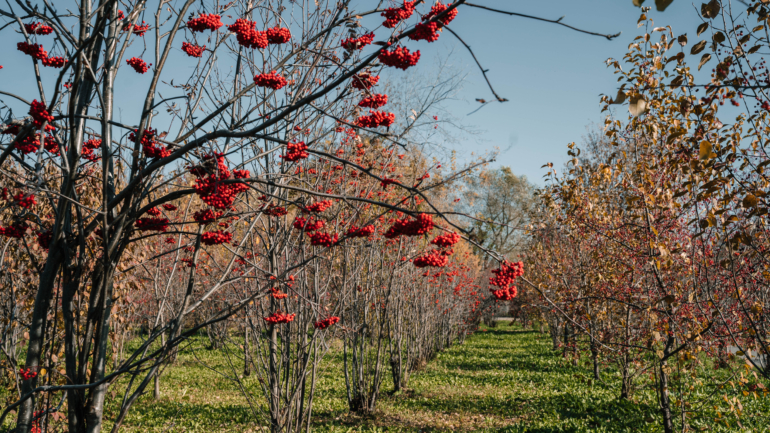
[243,326,251,377]
[390,356,402,393]
[620,356,632,400]
[550,319,561,350]
[590,338,600,381]
[658,336,675,433]
[658,359,674,433]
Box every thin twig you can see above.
[443,25,508,103]
[464,3,622,40]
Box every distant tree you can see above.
[463,167,535,266]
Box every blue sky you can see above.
[418,0,705,184]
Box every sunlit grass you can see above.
[8,323,769,432]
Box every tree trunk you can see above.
[658,335,676,433]
[390,356,402,393]
[16,242,67,433]
[620,355,632,400]
[563,322,571,359]
[84,262,119,433]
[550,318,561,350]
[243,326,251,377]
[658,358,674,433]
[154,331,166,400]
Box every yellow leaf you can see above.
[629,95,648,117]
[691,40,707,55]
[699,141,713,160]
[743,194,758,209]
[698,53,712,70]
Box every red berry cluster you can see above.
[281,141,309,161]
[187,14,223,32]
[124,22,151,36]
[126,57,150,74]
[357,111,395,128]
[82,138,101,161]
[193,208,223,224]
[233,169,250,179]
[489,260,524,288]
[378,47,420,70]
[24,22,54,35]
[228,19,268,49]
[2,125,20,136]
[29,100,54,128]
[195,177,248,209]
[413,249,449,268]
[165,237,175,244]
[17,42,47,60]
[129,128,170,158]
[341,32,375,50]
[135,217,170,232]
[381,1,416,28]
[191,153,250,208]
[384,213,434,238]
[41,56,66,68]
[266,26,291,44]
[270,288,288,299]
[19,367,37,380]
[264,311,295,324]
[37,231,52,250]
[380,178,398,189]
[263,204,288,217]
[409,21,440,42]
[30,411,43,433]
[293,217,325,232]
[14,136,39,155]
[423,2,458,26]
[43,134,59,153]
[346,224,375,238]
[308,231,338,247]
[163,204,178,211]
[191,151,231,177]
[0,222,29,238]
[254,71,288,89]
[488,261,523,300]
[13,193,36,209]
[181,42,205,57]
[17,42,67,67]
[431,231,460,248]
[351,73,379,90]
[305,200,332,213]
[491,287,517,301]
[201,230,233,245]
[146,206,162,216]
[359,94,388,108]
[314,316,340,329]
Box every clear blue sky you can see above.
[420,0,704,184]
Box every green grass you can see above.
[23,325,770,432]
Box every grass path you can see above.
[331,326,656,433]
[109,325,767,432]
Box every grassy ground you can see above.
[22,324,770,432]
